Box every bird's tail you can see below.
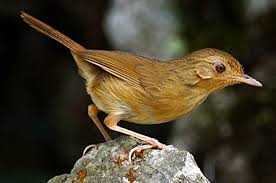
[20,11,85,53]
[20,11,97,80]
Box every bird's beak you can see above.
[233,74,262,87]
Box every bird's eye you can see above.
[215,63,226,73]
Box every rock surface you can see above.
[48,136,210,183]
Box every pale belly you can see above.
[87,74,207,125]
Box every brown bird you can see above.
[20,12,262,156]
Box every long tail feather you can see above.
[20,11,85,53]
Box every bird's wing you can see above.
[79,50,167,91]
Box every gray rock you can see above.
[48,136,210,183]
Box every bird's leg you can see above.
[104,113,166,161]
[83,104,112,155]
[88,104,112,141]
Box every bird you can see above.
[20,11,262,157]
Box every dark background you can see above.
[1,0,275,183]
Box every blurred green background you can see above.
[1,0,275,182]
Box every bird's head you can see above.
[180,48,262,92]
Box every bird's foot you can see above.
[146,138,166,149]
[83,144,97,155]
[128,138,166,161]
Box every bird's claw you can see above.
[83,144,97,155]
[128,144,153,162]
[128,139,166,162]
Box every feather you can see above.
[79,50,168,91]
